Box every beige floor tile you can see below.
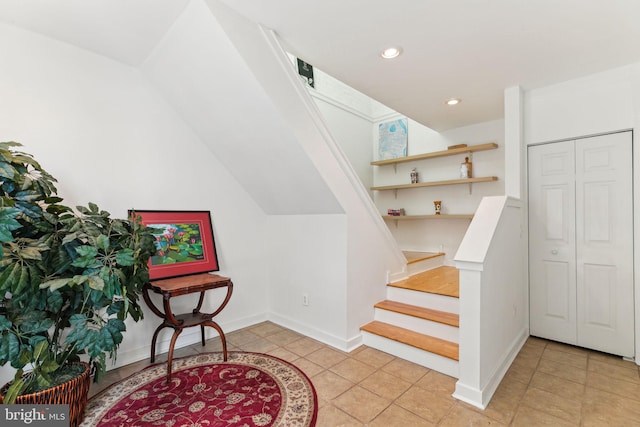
[311,370,355,401]
[369,404,436,427]
[315,404,363,427]
[503,357,537,385]
[284,337,325,357]
[529,371,585,401]
[235,336,279,353]
[295,358,325,378]
[519,341,546,358]
[359,370,412,400]
[541,348,588,369]
[306,347,348,369]
[514,347,544,368]
[520,387,582,423]
[586,370,640,401]
[588,358,640,384]
[536,357,587,384]
[332,385,391,423]
[545,340,590,357]
[351,347,395,369]
[440,404,507,426]
[589,350,637,369]
[467,393,519,425]
[512,405,577,426]
[154,344,200,362]
[583,386,640,421]
[264,329,305,346]
[415,370,457,396]
[462,377,526,424]
[525,336,549,348]
[266,347,300,362]
[395,385,455,423]
[247,321,284,337]
[329,358,376,383]
[380,357,429,383]
[225,329,261,346]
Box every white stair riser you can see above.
[406,256,445,276]
[387,287,459,314]
[361,331,459,378]
[374,309,459,343]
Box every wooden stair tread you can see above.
[389,266,459,298]
[375,300,459,327]
[403,251,444,265]
[361,321,459,361]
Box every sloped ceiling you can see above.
[0,0,344,215]
[1,1,639,132]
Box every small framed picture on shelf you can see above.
[129,210,219,280]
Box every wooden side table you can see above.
[142,273,233,381]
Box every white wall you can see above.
[372,118,505,263]
[0,21,269,385]
[266,215,349,348]
[454,196,527,409]
[524,65,636,144]
[314,98,375,194]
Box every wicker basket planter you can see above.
[0,362,91,427]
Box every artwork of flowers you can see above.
[148,223,205,266]
[130,210,219,280]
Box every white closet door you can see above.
[529,140,577,345]
[575,132,634,357]
[528,131,634,357]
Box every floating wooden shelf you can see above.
[371,142,497,166]
[371,176,497,191]
[383,214,474,220]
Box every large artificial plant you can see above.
[0,142,156,403]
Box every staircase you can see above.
[360,253,460,378]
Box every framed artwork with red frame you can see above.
[130,210,219,280]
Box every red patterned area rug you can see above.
[81,352,317,427]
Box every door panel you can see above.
[575,133,634,357]
[529,141,577,344]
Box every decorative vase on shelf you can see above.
[410,168,418,184]
[460,157,472,178]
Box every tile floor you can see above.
[89,322,640,426]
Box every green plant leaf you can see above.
[7,334,21,367]
[0,207,21,243]
[20,318,53,334]
[39,277,73,291]
[69,314,87,327]
[75,245,98,258]
[47,290,63,313]
[4,376,25,404]
[0,315,11,331]
[0,263,19,293]
[12,265,30,295]
[41,359,59,374]
[87,275,105,291]
[96,234,109,251]
[0,162,16,180]
[32,339,49,361]
[115,248,135,266]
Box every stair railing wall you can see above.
[452,196,528,409]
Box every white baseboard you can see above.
[453,328,528,409]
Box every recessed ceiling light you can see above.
[445,98,461,106]
[380,47,402,59]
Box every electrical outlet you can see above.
[302,293,309,306]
